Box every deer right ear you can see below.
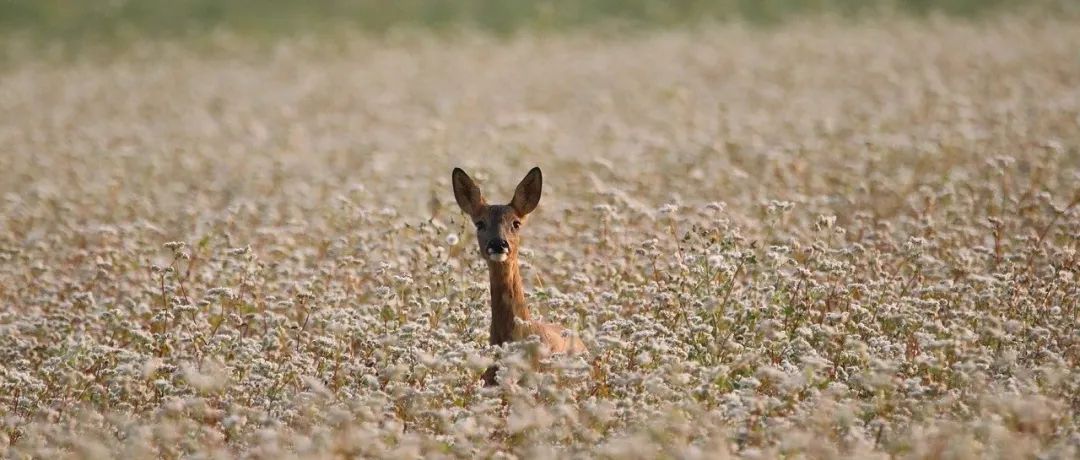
[452,168,485,217]
[510,167,542,216]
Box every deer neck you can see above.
[488,255,531,346]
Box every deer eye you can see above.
[512,220,521,230]
[474,221,485,230]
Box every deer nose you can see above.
[486,239,510,254]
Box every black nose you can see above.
[486,239,509,253]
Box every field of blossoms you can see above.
[1,15,1079,459]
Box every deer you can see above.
[451,167,587,386]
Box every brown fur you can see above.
[452,167,587,386]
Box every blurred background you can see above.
[1,0,1074,46]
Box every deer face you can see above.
[452,167,542,264]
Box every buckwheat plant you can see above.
[1,15,1078,459]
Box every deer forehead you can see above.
[478,205,522,225]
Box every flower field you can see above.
[1,15,1079,458]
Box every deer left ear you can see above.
[510,167,542,216]
[452,168,486,217]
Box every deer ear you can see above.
[510,167,542,216]
[452,168,485,217]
